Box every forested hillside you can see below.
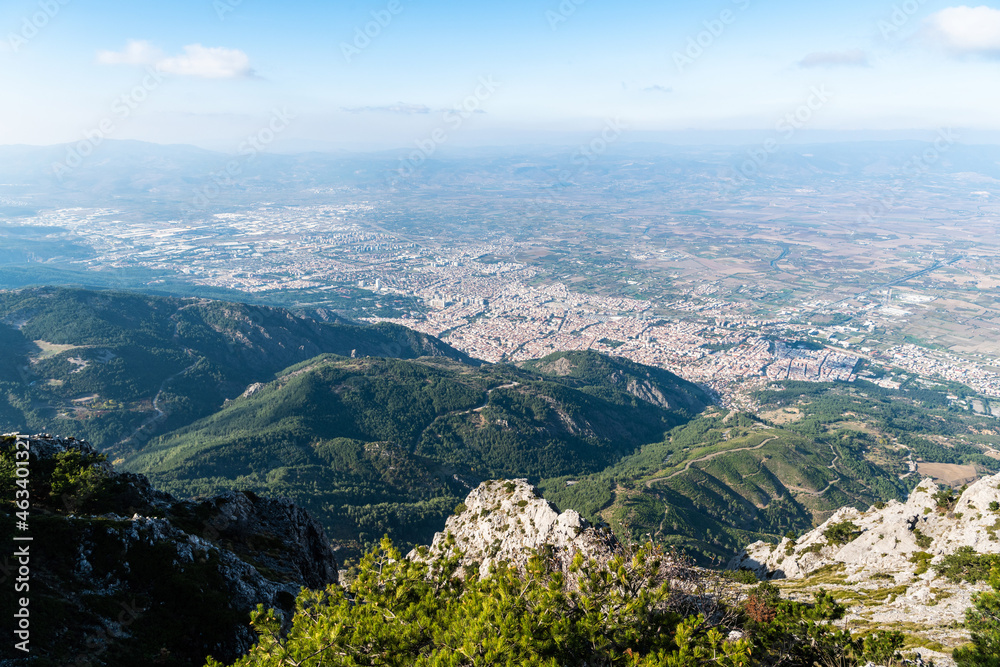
[6,287,999,569]
[541,380,1000,563]
[125,351,709,556]
[0,287,469,450]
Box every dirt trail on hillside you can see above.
[644,436,779,488]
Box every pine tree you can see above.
[955,567,1000,667]
[207,537,753,667]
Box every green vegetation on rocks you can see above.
[936,547,1000,584]
[823,521,862,546]
[211,538,905,667]
[955,567,1000,667]
[1,434,339,666]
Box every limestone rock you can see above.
[730,475,1000,580]
[729,475,1000,666]
[413,479,617,577]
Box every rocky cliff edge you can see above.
[411,479,618,578]
[730,474,1000,581]
[0,434,339,666]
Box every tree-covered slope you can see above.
[539,380,1000,564]
[0,287,470,450]
[521,350,708,414]
[124,351,709,556]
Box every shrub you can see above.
[955,568,1000,667]
[824,521,863,546]
[913,528,933,549]
[744,591,778,624]
[936,546,1000,583]
[723,568,760,584]
[910,551,934,576]
[745,588,855,666]
[862,630,905,665]
[934,487,958,512]
[741,582,784,624]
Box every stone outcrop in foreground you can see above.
[730,475,1000,580]
[730,474,1000,664]
[413,479,618,577]
[0,434,339,666]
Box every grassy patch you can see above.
[831,584,909,607]
[780,563,849,589]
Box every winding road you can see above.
[645,436,779,488]
[117,353,200,449]
[647,437,777,539]
[780,444,842,497]
[647,437,844,538]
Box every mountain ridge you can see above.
[0,287,471,451]
[124,350,709,557]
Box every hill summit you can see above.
[412,479,618,578]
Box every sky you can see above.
[1,0,999,152]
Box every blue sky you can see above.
[1,0,998,151]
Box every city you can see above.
[7,189,1000,411]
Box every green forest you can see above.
[4,287,999,565]
[124,351,708,556]
[0,287,469,449]
[540,380,1000,563]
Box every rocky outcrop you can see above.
[185,490,339,590]
[730,475,1000,580]
[728,474,1000,666]
[0,434,339,666]
[412,479,618,577]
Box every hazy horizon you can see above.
[5,129,1000,156]
[3,0,1000,154]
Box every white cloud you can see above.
[97,41,254,78]
[798,49,869,68]
[159,44,254,79]
[926,5,1000,55]
[642,85,673,93]
[97,39,164,66]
